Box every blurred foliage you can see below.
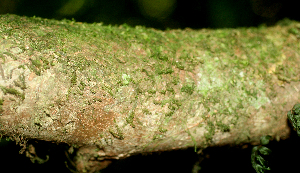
[287,103,300,136]
[0,0,299,29]
[251,104,300,173]
[137,0,176,20]
[251,136,272,173]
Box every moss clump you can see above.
[126,112,135,128]
[13,73,27,90]
[109,125,124,140]
[0,86,25,100]
[181,84,195,95]
[0,98,3,114]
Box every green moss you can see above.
[39,56,52,70]
[0,86,25,100]
[17,65,25,69]
[165,111,174,117]
[126,112,135,128]
[142,109,151,115]
[2,52,17,60]
[70,71,77,85]
[147,89,156,94]
[141,69,154,79]
[288,27,300,36]
[173,61,185,70]
[155,64,174,75]
[166,86,175,94]
[109,125,124,140]
[159,90,166,95]
[13,73,26,90]
[27,58,46,76]
[121,74,131,86]
[216,121,230,132]
[168,104,176,111]
[181,84,195,95]
[78,81,86,91]
[158,127,167,133]
[186,128,197,152]
[0,98,3,115]
[204,121,215,142]
[163,99,182,112]
[152,134,164,140]
[275,62,300,83]
[153,100,161,105]
[171,77,179,85]
[30,59,42,68]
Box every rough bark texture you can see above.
[0,14,299,172]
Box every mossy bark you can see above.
[0,14,299,172]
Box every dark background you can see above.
[1,0,300,172]
[0,0,299,29]
[1,132,300,173]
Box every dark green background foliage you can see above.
[287,103,300,136]
[0,0,299,29]
[2,136,300,173]
[251,136,272,173]
[249,105,300,173]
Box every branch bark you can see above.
[0,14,299,172]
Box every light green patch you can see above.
[121,74,131,86]
[152,134,164,140]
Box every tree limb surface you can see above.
[0,14,299,162]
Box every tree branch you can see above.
[0,14,299,171]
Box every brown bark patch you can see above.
[69,103,116,144]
